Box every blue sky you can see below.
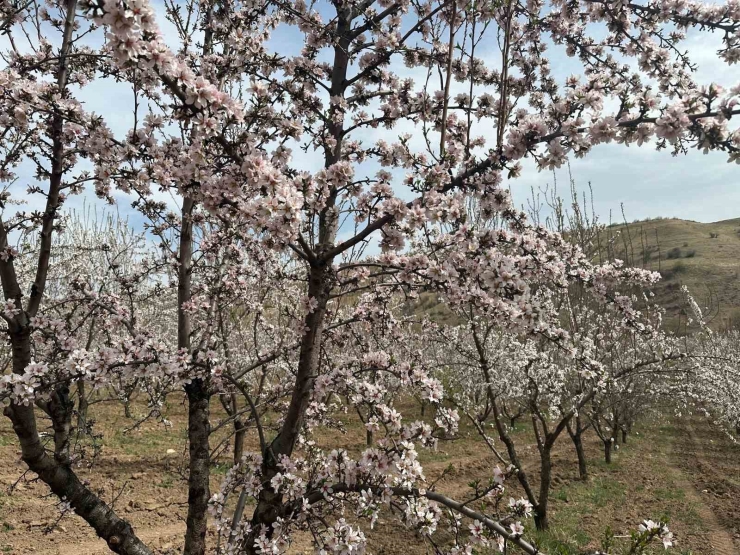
[512,142,739,224]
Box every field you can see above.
[0,398,738,555]
[606,217,740,330]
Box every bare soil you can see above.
[672,416,740,553]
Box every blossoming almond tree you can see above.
[1,0,739,553]
[674,290,740,437]
[684,331,740,435]
[429,272,682,530]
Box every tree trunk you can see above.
[233,417,246,467]
[534,510,549,531]
[178,193,211,555]
[183,380,211,555]
[566,415,589,481]
[356,407,373,447]
[572,432,588,480]
[621,428,627,444]
[502,402,522,429]
[534,447,552,531]
[48,385,74,465]
[604,440,612,464]
[124,399,132,419]
[77,380,89,437]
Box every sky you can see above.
[509,30,740,225]
[512,143,739,224]
[2,1,739,232]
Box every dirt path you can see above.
[669,418,740,555]
[665,457,737,555]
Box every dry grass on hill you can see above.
[605,217,740,331]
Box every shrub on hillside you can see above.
[666,247,682,259]
[661,262,688,280]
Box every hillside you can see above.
[606,217,740,331]
[409,217,740,331]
